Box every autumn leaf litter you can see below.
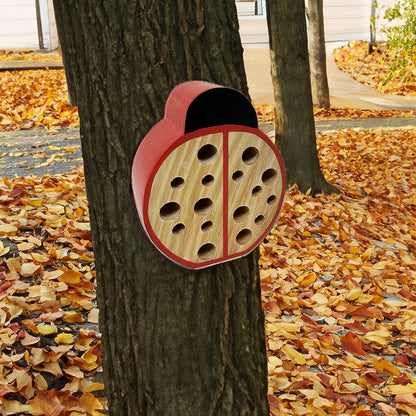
[1,51,416,415]
[0,171,105,415]
[263,126,416,415]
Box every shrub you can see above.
[378,0,416,81]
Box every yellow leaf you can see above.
[88,308,99,324]
[299,272,317,287]
[341,382,363,393]
[31,253,49,263]
[37,322,58,336]
[310,293,329,305]
[58,269,82,284]
[363,327,391,346]
[17,242,35,251]
[0,243,10,256]
[299,389,319,399]
[34,373,48,391]
[281,344,307,364]
[55,333,75,345]
[267,322,301,340]
[371,357,400,376]
[63,311,84,323]
[72,221,90,231]
[28,199,43,207]
[63,365,84,378]
[79,379,105,392]
[385,383,416,395]
[79,392,104,416]
[0,223,18,233]
[396,404,416,416]
[27,236,42,246]
[368,390,387,402]
[313,397,335,408]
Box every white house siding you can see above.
[47,0,59,50]
[0,0,39,50]
[323,0,372,42]
[0,1,393,51]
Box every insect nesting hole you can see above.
[160,202,181,221]
[198,144,218,164]
[197,243,216,260]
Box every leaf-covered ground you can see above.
[0,125,415,415]
[0,171,104,415]
[264,126,416,415]
[333,41,416,96]
[0,69,79,131]
[0,51,415,131]
[255,104,416,124]
[1,51,416,415]
[0,52,61,62]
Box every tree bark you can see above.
[265,0,338,195]
[306,0,330,109]
[53,1,269,415]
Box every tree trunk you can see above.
[369,0,377,54]
[53,1,269,415]
[265,0,338,195]
[306,0,330,109]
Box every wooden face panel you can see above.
[227,131,283,255]
[142,127,284,268]
[147,133,224,264]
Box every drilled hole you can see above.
[194,198,213,216]
[236,229,252,245]
[233,206,250,223]
[172,223,185,235]
[232,170,244,181]
[197,243,216,260]
[255,215,265,225]
[201,221,213,232]
[242,147,259,165]
[160,202,180,221]
[262,168,278,185]
[170,177,185,189]
[202,174,214,187]
[198,144,218,164]
[267,195,277,205]
[252,185,262,197]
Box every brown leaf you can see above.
[340,331,367,356]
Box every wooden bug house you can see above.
[131,81,285,269]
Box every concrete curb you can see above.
[0,60,63,71]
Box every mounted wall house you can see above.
[0,0,388,51]
[0,0,58,51]
[238,0,387,44]
[235,0,266,18]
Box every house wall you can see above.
[0,0,396,51]
[47,0,59,50]
[0,0,39,50]
[323,0,372,42]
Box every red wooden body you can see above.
[131,81,285,269]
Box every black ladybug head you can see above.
[184,87,258,133]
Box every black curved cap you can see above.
[184,88,258,133]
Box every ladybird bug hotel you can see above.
[132,81,285,269]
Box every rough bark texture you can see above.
[306,0,330,109]
[53,1,269,415]
[265,0,338,195]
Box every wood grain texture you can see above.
[146,130,283,265]
[227,131,282,255]
[148,133,224,263]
